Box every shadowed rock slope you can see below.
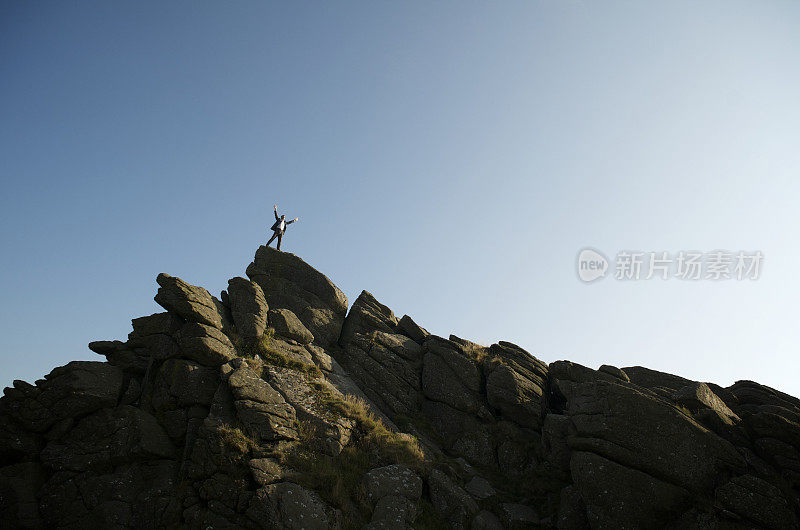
[2,245,799,529]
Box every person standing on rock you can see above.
[267,204,298,251]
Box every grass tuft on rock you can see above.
[232,329,322,379]
[310,381,426,470]
[215,423,259,455]
[282,424,373,528]
[458,341,505,370]
[278,381,427,528]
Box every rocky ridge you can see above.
[1,245,799,529]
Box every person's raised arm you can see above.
[274,205,279,221]
[287,217,299,225]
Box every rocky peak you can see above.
[2,246,799,529]
[246,245,348,348]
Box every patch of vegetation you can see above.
[232,329,322,379]
[458,341,506,372]
[258,344,322,378]
[216,423,259,455]
[310,381,426,471]
[228,328,259,357]
[277,382,428,529]
[282,423,373,529]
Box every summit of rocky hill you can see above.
[2,246,799,529]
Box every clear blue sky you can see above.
[2,2,799,397]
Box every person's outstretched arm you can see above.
[286,217,299,225]
[273,205,279,221]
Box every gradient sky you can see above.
[2,2,799,397]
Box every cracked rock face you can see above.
[338,290,398,347]
[269,308,314,345]
[246,246,347,347]
[226,362,299,443]
[226,277,269,339]
[2,247,800,529]
[175,322,238,366]
[363,464,423,502]
[2,361,124,433]
[155,273,226,330]
[263,366,353,455]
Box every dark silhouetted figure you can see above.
[267,205,299,251]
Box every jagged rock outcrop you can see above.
[155,273,227,330]
[269,308,314,345]
[225,277,269,339]
[397,314,429,344]
[246,245,347,347]
[339,290,399,347]
[336,291,424,418]
[2,246,800,529]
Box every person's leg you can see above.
[267,232,278,247]
[276,233,282,250]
